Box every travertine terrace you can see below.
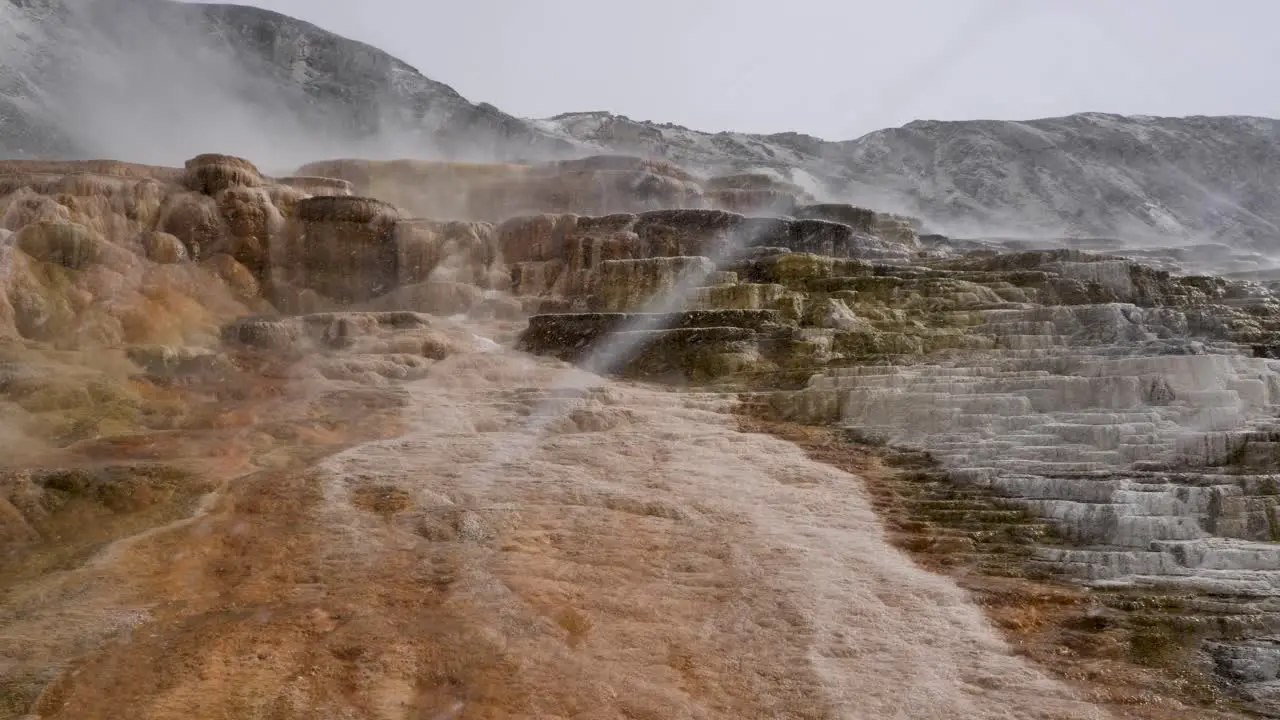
[1,151,1277,718]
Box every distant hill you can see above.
[3,0,1280,248]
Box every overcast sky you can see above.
[228,0,1278,140]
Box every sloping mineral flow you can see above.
[0,151,1264,718]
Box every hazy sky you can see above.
[227,0,1278,140]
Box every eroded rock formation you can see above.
[5,148,1279,717]
[292,155,907,229]
[516,220,1280,714]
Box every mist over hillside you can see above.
[0,0,577,168]
[9,2,1280,716]
[3,0,1279,255]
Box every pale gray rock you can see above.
[772,306,1280,605]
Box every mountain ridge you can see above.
[536,109,1280,248]
[3,0,1280,252]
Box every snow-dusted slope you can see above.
[0,0,578,167]
[4,0,1280,250]
[531,112,849,199]
[540,111,1280,249]
[837,113,1280,245]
